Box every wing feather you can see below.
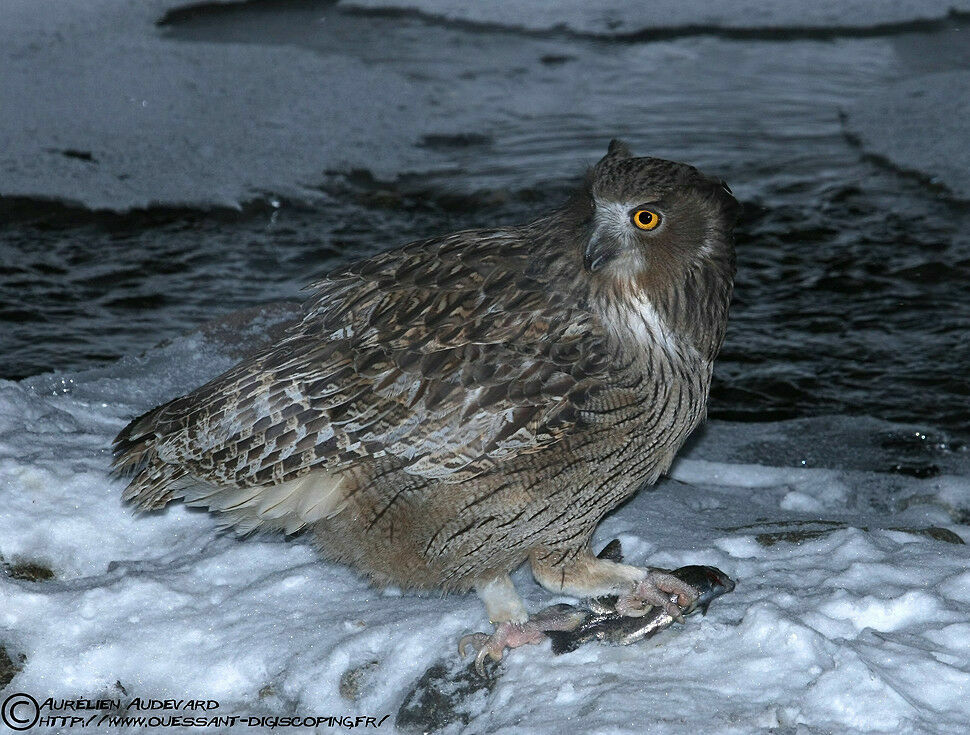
[114,228,608,513]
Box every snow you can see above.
[339,0,970,34]
[2,308,969,734]
[0,0,450,211]
[844,70,970,201]
[4,0,969,211]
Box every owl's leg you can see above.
[475,573,529,625]
[458,573,585,674]
[530,546,699,622]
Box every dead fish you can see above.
[546,565,735,655]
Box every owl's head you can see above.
[579,140,737,279]
[573,140,739,356]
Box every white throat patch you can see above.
[618,291,678,353]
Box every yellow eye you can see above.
[632,209,660,231]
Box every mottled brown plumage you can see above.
[114,141,738,655]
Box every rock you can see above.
[0,645,24,690]
[396,656,499,734]
[339,660,380,702]
[2,560,55,582]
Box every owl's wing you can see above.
[114,230,613,524]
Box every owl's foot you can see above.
[459,622,544,675]
[459,605,587,675]
[530,543,700,622]
[616,569,700,622]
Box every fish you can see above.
[544,564,736,655]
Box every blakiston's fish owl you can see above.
[114,141,738,664]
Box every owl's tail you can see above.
[112,400,352,535]
[112,399,188,510]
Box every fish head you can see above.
[671,566,736,616]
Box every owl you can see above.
[114,140,738,666]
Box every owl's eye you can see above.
[631,209,661,231]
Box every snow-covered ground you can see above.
[2,308,969,734]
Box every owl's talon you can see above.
[477,644,498,676]
[459,621,546,674]
[617,569,700,620]
[459,632,507,676]
[458,632,490,659]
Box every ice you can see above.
[339,0,970,34]
[5,0,969,213]
[0,0,454,211]
[2,305,969,733]
[844,70,970,201]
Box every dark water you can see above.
[1,2,968,439]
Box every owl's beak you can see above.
[583,231,620,273]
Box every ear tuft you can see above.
[607,139,632,158]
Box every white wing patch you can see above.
[178,470,352,535]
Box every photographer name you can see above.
[39,697,220,712]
